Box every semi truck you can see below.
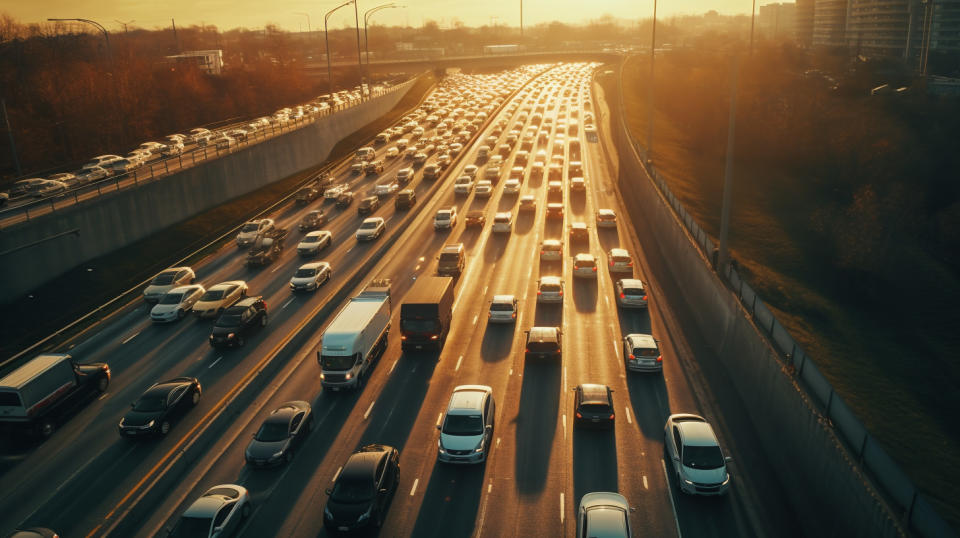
[318,280,392,391]
[400,276,454,351]
[0,354,110,438]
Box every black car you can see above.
[573,384,615,429]
[325,444,400,532]
[209,296,268,348]
[299,209,328,232]
[336,191,355,209]
[395,189,416,210]
[357,196,379,216]
[245,401,313,467]
[119,377,201,437]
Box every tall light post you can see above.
[324,0,354,96]
[114,19,135,35]
[295,12,312,34]
[352,0,363,99]
[364,4,401,76]
[645,0,657,163]
[48,18,112,59]
[717,57,740,272]
[749,0,757,54]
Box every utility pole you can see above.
[749,0,757,54]
[1,98,22,176]
[718,57,740,272]
[646,0,657,163]
[114,20,134,35]
[520,0,524,39]
[353,0,363,99]
[172,18,180,53]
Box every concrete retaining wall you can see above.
[0,82,415,303]
[606,65,915,537]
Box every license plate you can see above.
[338,526,349,531]
[415,345,423,349]
[331,387,341,391]
[591,418,599,422]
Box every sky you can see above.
[0,0,768,34]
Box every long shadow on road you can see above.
[408,462,485,537]
[514,359,561,495]
[572,426,619,515]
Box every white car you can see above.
[503,179,521,194]
[324,183,348,199]
[577,492,631,538]
[664,414,732,495]
[79,164,111,181]
[540,239,563,262]
[488,295,518,323]
[454,176,474,194]
[161,141,185,156]
[143,266,196,303]
[85,154,123,169]
[492,212,513,233]
[437,385,495,464]
[289,262,332,292]
[350,161,366,174]
[608,248,634,273]
[537,276,564,303]
[573,253,598,278]
[356,217,385,241]
[596,208,618,228]
[187,128,212,144]
[519,194,537,212]
[374,181,399,196]
[463,164,479,178]
[193,280,248,318]
[386,147,400,158]
[236,219,275,247]
[151,284,205,322]
[475,180,493,198]
[297,230,332,257]
[434,207,457,230]
[396,167,414,184]
[168,484,251,538]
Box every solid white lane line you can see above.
[496,437,501,448]
[363,401,375,420]
[605,295,610,307]
[560,492,565,523]
[509,368,513,376]
[410,478,419,496]
[121,331,140,345]
[612,340,619,357]
[563,366,567,389]
[482,285,488,296]
[625,406,633,424]
[455,355,464,371]
[661,459,684,538]
[209,356,222,368]
[643,475,649,489]
[98,393,108,400]
[333,466,342,482]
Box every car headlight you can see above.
[324,506,333,519]
[344,372,353,380]
[437,441,446,454]
[227,332,236,339]
[357,507,372,522]
[272,450,285,459]
[682,478,694,485]
[475,442,485,453]
[146,420,156,429]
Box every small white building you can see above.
[165,50,224,75]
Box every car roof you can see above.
[441,243,464,253]
[609,248,630,257]
[619,278,645,288]
[579,383,611,404]
[145,377,194,397]
[233,296,263,308]
[540,276,562,285]
[208,281,241,291]
[299,262,326,270]
[492,295,515,304]
[626,333,657,348]
[574,253,595,261]
[674,416,719,446]
[341,451,382,481]
[528,326,560,340]
[571,222,588,229]
[449,385,491,413]
[305,230,328,237]
[598,209,616,216]
[184,485,245,518]
[362,217,383,224]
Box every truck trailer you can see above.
[318,280,392,391]
[400,276,454,351]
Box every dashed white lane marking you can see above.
[562,414,567,440]
[389,359,399,373]
[563,366,567,389]
[643,475,649,489]
[271,265,281,273]
[281,298,294,310]
[661,459,684,538]
[625,406,633,424]
[436,412,443,428]
[121,331,140,345]
[415,264,421,271]
[509,368,513,376]
[482,285,488,296]
[209,356,222,368]
[488,482,493,493]
[333,466,342,482]
[560,492,565,523]
[605,295,610,307]
[363,401,375,420]
[410,478,420,496]
[346,246,354,253]
[455,355,464,371]
[472,314,478,324]
[98,393,108,400]
[496,437,501,448]
[612,340,619,357]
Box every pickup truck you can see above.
[0,354,110,438]
[246,228,288,266]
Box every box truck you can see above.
[318,280,391,391]
[400,276,454,351]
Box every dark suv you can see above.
[358,196,380,216]
[325,444,400,532]
[395,189,416,210]
[209,296,268,348]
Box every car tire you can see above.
[284,451,293,464]
[191,390,200,406]
[38,419,56,438]
[356,373,365,390]
[261,314,268,327]
[177,309,185,320]
[160,421,171,436]
[241,502,251,519]
[237,335,246,347]
[97,376,110,393]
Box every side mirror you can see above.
[485,424,493,432]
[380,488,388,494]
[436,424,441,431]
[325,488,332,495]
[725,456,734,463]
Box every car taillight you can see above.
[609,414,615,420]
[609,261,614,266]
[657,355,662,362]
[512,313,516,318]
[575,412,582,419]
[643,295,648,301]
[558,291,563,296]
[592,267,597,272]
[430,335,439,340]
[537,291,542,295]
[525,348,529,353]
[401,335,407,340]
[628,354,635,359]
[628,262,633,266]
[620,293,626,299]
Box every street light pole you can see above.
[295,12,312,34]
[48,18,112,59]
[364,4,401,78]
[718,57,740,272]
[353,0,363,100]
[749,0,757,54]
[645,0,657,163]
[324,0,354,96]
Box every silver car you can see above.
[616,279,648,309]
[664,414,732,496]
[622,333,661,372]
[437,385,495,464]
[577,492,631,538]
[168,484,251,538]
[488,295,518,323]
[289,262,332,292]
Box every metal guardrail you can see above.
[614,60,955,538]
[0,80,416,229]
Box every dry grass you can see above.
[620,51,960,527]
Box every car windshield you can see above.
[216,313,243,327]
[169,515,212,538]
[541,283,561,292]
[636,348,659,357]
[439,253,460,262]
[443,414,484,435]
[331,477,375,503]
[580,403,612,414]
[527,341,558,352]
[295,268,317,278]
[682,444,726,469]
[133,395,166,412]
[159,293,184,305]
[241,223,259,232]
[302,236,320,243]
[153,273,177,285]
[491,303,514,311]
[623,286,644,296]
[321,355,356,371]
[360,222,378,230]
[402,319,440,332]
[576,259,596,268]
[201,289,225,301]
[255,421,290,442]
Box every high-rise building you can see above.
[812,0,851,46]
[796,0,817,45]
[759,3,798,39]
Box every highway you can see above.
[0,62,801,538]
